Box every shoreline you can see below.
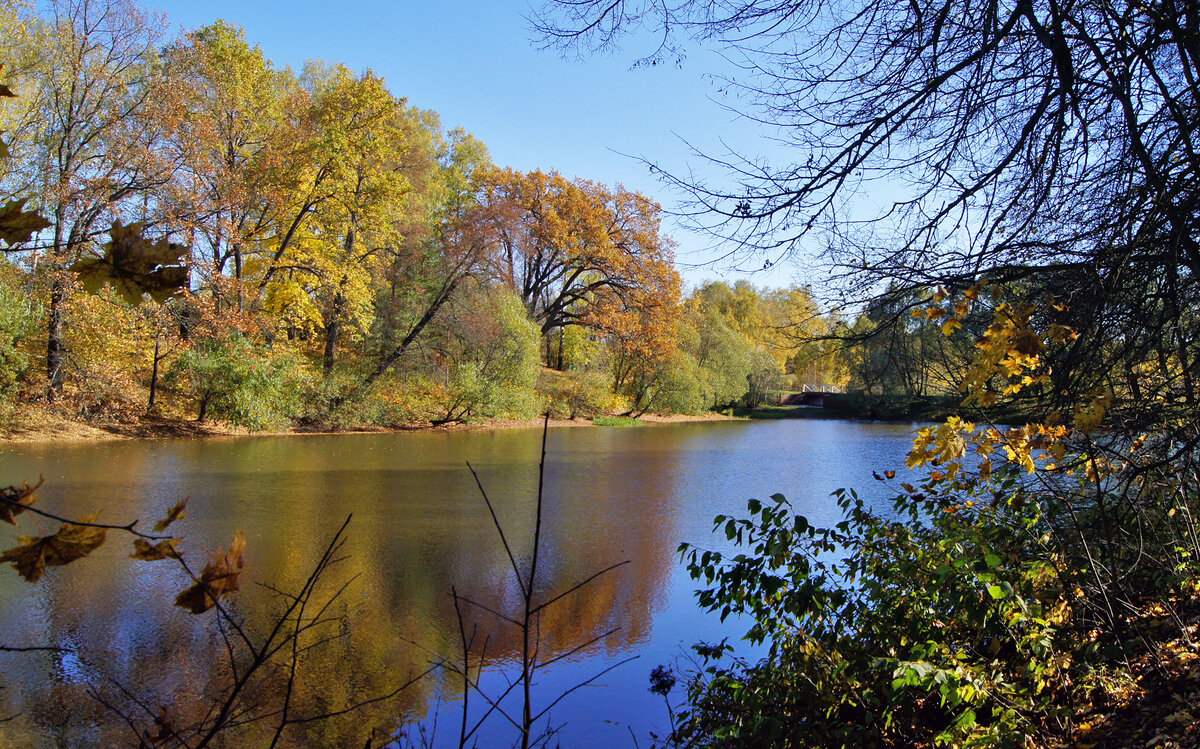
[0,407,743,445]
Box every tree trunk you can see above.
[46,274,65,400]
[233,243,244,312]
[323,292,346,377]
[197,392,210,422]
[148,333,161,409]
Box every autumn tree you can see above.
[266,63,441,377]
[418,283,542,424]
[5,0,174,395]
[158,20,292,311]
[347,127,496,399]
[474,167,681,361]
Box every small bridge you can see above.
[800,384,844,394]
[781,385,846,407]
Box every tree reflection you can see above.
[0,428,683,745]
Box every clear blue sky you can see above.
[148,0,804,289]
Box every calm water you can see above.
[0,419,918,747]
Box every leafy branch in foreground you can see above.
[668,288,1200,747]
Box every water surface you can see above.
[0,419,918,746]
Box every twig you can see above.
[530,560,631,615]
[466,461,527,599]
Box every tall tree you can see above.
[265,63,440,376]
[158,20,291,310]
[10,0,173,395]
[474,167,680,361]
[347,127,496,398]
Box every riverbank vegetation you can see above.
[0,0,916,440]
[538,0,1200,746]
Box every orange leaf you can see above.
[174,531,245,614]
[0,513,107,582]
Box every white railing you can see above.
[800,384,844,394]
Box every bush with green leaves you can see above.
[541,369,624,419]
[642,350,710,415]
[0,268,39,400]
[671,457,1134,748]
[167,335,311,430]
[436,287,542,422]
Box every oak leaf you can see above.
[175,531,245,614]
[152,498,188,532]
[0,478,42,524]
[0,513,108,582]
[130,538,182,561]
[0,198,51,247]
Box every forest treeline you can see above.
[0,0,959,432]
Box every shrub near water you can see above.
[677,465,1094,747]
[167,334,312,430]
[671,293,1200,747]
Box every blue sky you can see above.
[148,0,803,289]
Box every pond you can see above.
[0,418,919,747]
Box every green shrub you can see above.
[542,369,626,418]
[673,460,1111,748]
[446,291,542,421]
[0,269,40,401]
[592,415,642,427]
[168,335,312,430]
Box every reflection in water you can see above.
[0,419,918,746]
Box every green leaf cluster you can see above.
[673,464,1113,747]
